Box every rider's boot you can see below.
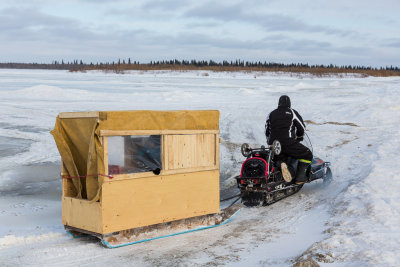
[280,162,292,182]
[295,159,311,184]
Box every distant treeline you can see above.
[1,59,400,77]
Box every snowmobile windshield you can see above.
[301,133,313,154]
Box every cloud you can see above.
[0,0,398,66]
[135,31,337,56]
[0,7,111,41]
[0,6,369,65]
[0,7,75,32]
[183,2,242,22]
[385,39,400,48]
[172,32,264,50]
[185,21,221,28]
[262,35,333,52]
[0,8,121,60]
[105,0,191,19]
[183,2,353,36]
[140,0,190,12]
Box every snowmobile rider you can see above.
[265,95,313,184]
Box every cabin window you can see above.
[108,135,161,175]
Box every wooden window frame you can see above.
[101,130,219,182]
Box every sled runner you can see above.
[66,204,241,248]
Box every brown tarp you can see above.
[51,110,219,202]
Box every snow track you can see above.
[0,69,399,266]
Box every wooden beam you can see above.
[164,134,216,170]
[215,133,220,168]
[62,197,102,233]
[100,129,219,136]
[162,166,218,176]
[162,135,168,171]
[61,159,76,197]
[59,111,99,119]
[103,166,218,182]
[103,136,108,176]
[101,170,220,234]
[105,171,156,181]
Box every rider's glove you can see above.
[296,136,304,141]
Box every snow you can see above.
[0,69,400,266]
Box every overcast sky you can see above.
[1,0,399,66]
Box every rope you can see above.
[220,193,241,202]
[62,174,114,179]
[227,196,241,208]
[101,208,242,248]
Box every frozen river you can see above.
[0,69,399,266]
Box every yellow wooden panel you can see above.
[103,166,218,182]
[166,134,216,170]
[59,111,99,119]
[62,179,77,197]
[215,134,219,168]
[162,135,168,171]
[62,197,102,233]
[106,171,156,181]
[100,129,218,136]
[103,136,108,176]
[98,110,219,131]
[101,170,220,234]
[61,160,77,197]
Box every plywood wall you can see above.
[165,134,216,170]
[61,161,77,197]
[62,197,102,233]
[101,169,220,234]
[62,131,220,234]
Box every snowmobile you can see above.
[235,135,332,206]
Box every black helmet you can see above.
[278,95,291,108]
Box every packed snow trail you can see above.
[0,69,399,266]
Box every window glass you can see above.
[108,135,161,175]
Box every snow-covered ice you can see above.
[0,69,399,266]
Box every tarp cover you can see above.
[51,110,219,202]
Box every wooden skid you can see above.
[65,204,241,248]
[101,204,241,248]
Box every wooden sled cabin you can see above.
[51,110,220,235]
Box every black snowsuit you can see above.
[265,96,312,161]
